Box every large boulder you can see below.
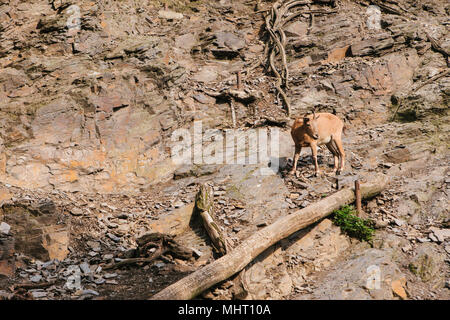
[0,234,15,278]
[297,248,407,300]
[409,243,445,284]
[1,202,69,261]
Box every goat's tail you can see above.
[342,125,347,135]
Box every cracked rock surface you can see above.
[0,0,449,300]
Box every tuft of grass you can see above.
[332,205,375,243]
[408,263,418,275]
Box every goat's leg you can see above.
[311,143,321,176]
[334,138,345,175]
[326,141,339,173]
[289,145,302,175]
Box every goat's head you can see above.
[303,112,320,140]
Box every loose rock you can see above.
[0,222,11,235]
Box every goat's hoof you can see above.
[314,171,322,177]
[336,170,341,176]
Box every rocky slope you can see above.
[0,0,449,300]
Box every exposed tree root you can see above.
[104,233,195,270]
[263,0,335,116]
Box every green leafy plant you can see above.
[332,205,375,243]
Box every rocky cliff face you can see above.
[0,0,449,300]
[0,0,448,193]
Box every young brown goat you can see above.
[290,112,345,176]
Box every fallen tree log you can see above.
[14,280,57,290]
[195,184,231,256]
[150,174,389,300]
